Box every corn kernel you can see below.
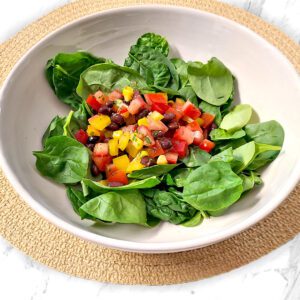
[99,180,108,186]
[113,130,123,139]
[175,98,185,105]
[168,100,175,105]
[139,150,149,158]
[196,118,204,126]
[149,111,164,121]
[86,125,101,136]
[113,155,130,172]
[118,132,130,151]
[108,139,119,156]
[157,155,168,165]
[88,114,111,130]
[122,86,134,102]
[138,117,149,126]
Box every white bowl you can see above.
[0,5,299,253]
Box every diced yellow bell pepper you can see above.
[139,150,149,158]
[126,157,145,173]
[113,155,130,172]
[126,141,140,158]
[157,154,168,165]
[99,180,108,186]
[88,114,111,130]
[196,118,204,126]
[122,86,134,102]
[118,132,130,151]
[130,133,143,150]
[138,117,149,126]
[86,125,101,136]
[149,111,164,121]
[112,130,123,139]
[108,139,119,156]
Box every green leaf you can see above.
[214,137,247,153]
[219,104,252,132]
[231,141,256,173]
[128,164,179,179]
[171,58,188,88]
[187,58,233,106]
[168,167,194,187]
[210,128,245,141]
[210,147,234,163]
[199,101,222,126]
[42,116,65,146]
[80,190,147,225]
[46,52,106,109]
[240,171,263,193]
[76,63,148,100]
[66,187,89,218]
[183,161,243,211]
[181,212,203,227]
[181,146,211,167]
[178,86,198,106]
[135,33,169,56]
[81,176,161,196]
[33,136,90,184]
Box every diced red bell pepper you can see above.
[137,126,155,146]
[147,140,165,158]
[199,139,215,153]
[144,93,168,106]
[173,126,194,145]
[201,113,215,128]
[92,155,112,172]
[108,89,123,101]
[128,97,147,114]
[171,139,188,158]
[93,143,109,156]
[165,152,178,164]
[107,169,128,185]
[193,130,204,145]
[187,120,201,131]
[166,107,183,121]
[86,94,101,111]
[182,100,201,119]
[74,129,88,145]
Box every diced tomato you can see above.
[182,100,201,119]
[193,130,204,145]
[107,169,128,185]
[144,93,167,106]
[93,143,109,156]
[94,90,108,105]
[74,129,88,145]
[86,94,101,111]
[108,89,123,101]
[166,107,183,121]
[173,126,194,145]
[201,113,215,128]
[151,102,169,114]
[165,152,178,164]
[199,139,215,153]
[147,118,168,132]
[122,125,137,133]
[105,164,118,178]
[147,140,165,158]
[128,97,146,114]
[171,139,188,158]
[92,155,112,172]
[187,120,201,131]
[137,126,155,146]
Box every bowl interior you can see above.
[0,6,299,252]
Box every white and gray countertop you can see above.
[0,0,299,299]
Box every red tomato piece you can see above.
[74,129,88,145]
[166,107,183,121]
[147,140,165,158]
[128,97,146,115]
[193,130,204,145]
[107,169,128,185]
[105,164,118,178]
[201,113,215,128]
[151,102,170,114]
[92,155,112,172]
[86,94,101,111]
[137,126,155,146]
[171,139,188,158]
[199,139,215,153]
[122,125,137,133]
[187,120,201,131]
[94,90,108,105]
[144,93,168,106]
[93,143,109,156]
[147,118,168,132]
[182,100,201,119]
[173,126,194,145]
[108,89,123,101]
[165,152,178,164]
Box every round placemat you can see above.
[0,0,299,285]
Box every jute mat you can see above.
[0,0,299,285]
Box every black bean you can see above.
[106,101,114,108]
[136,109,150,120]
[106,122,119,131]
[98,105,112,115]
[108,181,125,187]
[86,143,95,151]
[141,156,156,167]
[87,136,100,144]
[111,113,124,125]
[91,163,100,177]
[163,112,175,123]
[152,130,165,139]
[168,121,179,130]
[159,137,172,150]
[210,122,218,130]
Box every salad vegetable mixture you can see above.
[33,33,284,227]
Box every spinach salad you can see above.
[33,33,284,227]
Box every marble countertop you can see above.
[0,0,299,299]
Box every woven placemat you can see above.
[0,0,299,285]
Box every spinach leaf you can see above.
[181,212,203,227]
[80,190,147,225]
[210,147,234,163]
[128,164,179,179]
[33,136,90,184]
[66,186,89,218]
[76,63,148,100]
[178,86,198,106]
[210,128,246,141]
[240,171,263,193]
[81,176,160,196]
[135,32,169,56]
[183,161,243,211]
[171,58,188,88]
[231,141,256,173]
[245,120,284,170]
[214,137,246,153]
[168,167,194,187]
[144,189,197,225]
[181,146,211,167]
[219,104,252,132]
[187,58,233,106]
[46,52,106,109]
[199,101,222,126]
[42,116,65,146]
